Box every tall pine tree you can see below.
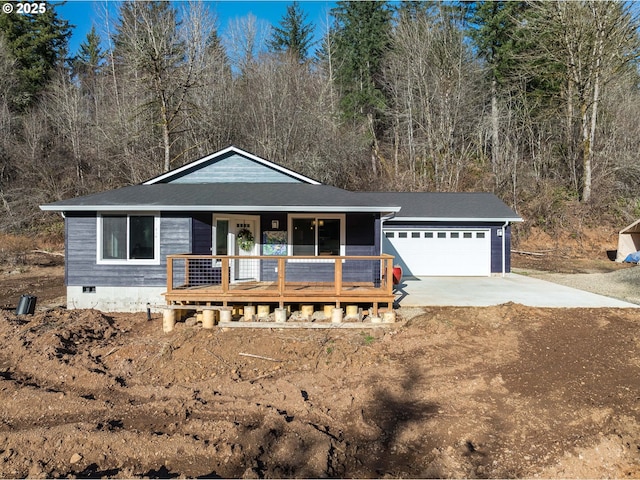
[0,3,71,109]
[331,1,391,122]
[465,1,529,187]
[330,1,391,176]
[268,1,314,62]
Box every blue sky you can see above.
[53,1,336,56]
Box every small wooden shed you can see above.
[616,219,640,262]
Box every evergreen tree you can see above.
[330,1,392,176]
[73,26,104,76]
[465,2,526,83]
[330,1,391,122]
[72,26,105,97]
[268,1,314,62]
[0,3,71,109]
[464,1,530,187]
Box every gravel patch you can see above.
[519,265,640,305]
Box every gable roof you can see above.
[40,183,401,214]
[143,146,321,185]
[619,218,640,234]
[39,147,521,223]
[363,192,522,222]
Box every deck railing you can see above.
[165,254,395,310]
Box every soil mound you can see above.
[0,305,637,478]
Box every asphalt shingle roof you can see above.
[41,183,399,213]
[362,192,521,221]
[42,185,521,221]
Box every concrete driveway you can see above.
[395,274,639,308]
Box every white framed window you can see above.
[288,214,345,258]
[97,213,160,265]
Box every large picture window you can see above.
[290,215,344,256]
[98,214,159,264]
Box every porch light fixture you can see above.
[271,220,279,229]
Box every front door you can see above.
[213,215,260,282]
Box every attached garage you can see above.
[366,192,522,277]
[383,228,491,276]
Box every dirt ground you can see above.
[0,250,638,478]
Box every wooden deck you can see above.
[164,254,395,314]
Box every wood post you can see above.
[345,305,359,320]
[301,305,314,320]
[202,309,215,329]
[382,310,396,323]
[334,257,342,296]
[278,257,285,300]
[275,308,287,323]
[220,309,232,322]
[221,257,229,293]
[166,256,174,293]
[163,309,175,333]
[385,255,394,295]
[244,305,255,321]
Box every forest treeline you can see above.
[1,0,640,236]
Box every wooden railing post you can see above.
[221,257,229,293]
[278,257,285,307]
[166,255,173,294]
[386,255,394,295]
[335,257,343,295]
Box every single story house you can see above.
[40,146,522,312]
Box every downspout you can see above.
[501,221,508,277]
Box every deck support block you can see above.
[323,305,334,319]
[275,308,287,323]
[243,305,256,322]
[301,305,314,320]
[345,305,360,321]
[220,309,232,322]
[202,309,215,329]
[163,309,176,333]
[382,311,396,323]
[257,305,270,319]
[331,308,343,324]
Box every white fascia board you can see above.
[384,216,524,223]
[143,146,321,185]
[41,204,401,213]
[619,217,640,234]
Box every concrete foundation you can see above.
[67,286,166,313]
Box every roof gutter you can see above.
[40,204,402,214]
[388,216,523,223]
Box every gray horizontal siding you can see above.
[66,214,190,287]
[168,154,302,184]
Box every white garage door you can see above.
[383,229,491,276]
